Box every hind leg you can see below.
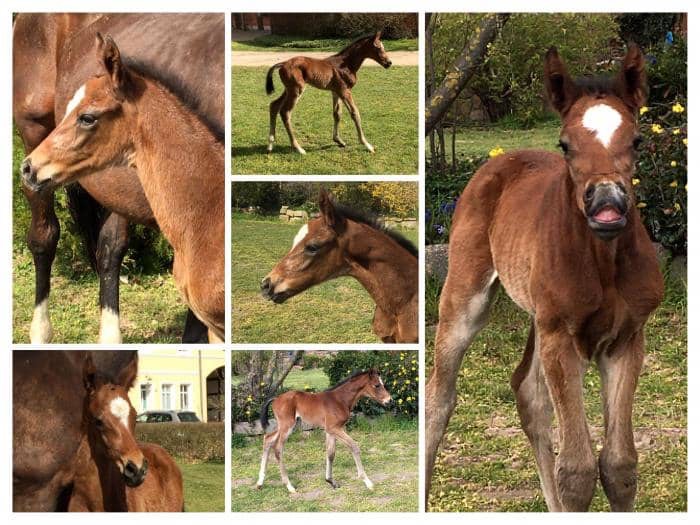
[280,86,305,154]
[96,212,129,343]
[257,430,278,488]
[268,92,286,153]
[332,93,345,147]
[325,432,339,488]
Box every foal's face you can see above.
[361,371,392,406]
[366,31,392,69]
[21,34,133,192]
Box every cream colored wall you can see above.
[129,349,224,422]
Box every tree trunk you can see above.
[425,13,510,135]
[426,13,437,167]
[265,351,303,396]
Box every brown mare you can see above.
[426,45,664,511]
[261,189,418,343]
[265,31,392,155]
[21,33,225,341]
[256,369,392,493]
[68,355,184,512]
[13,14,222,344]
[13,351,137,511]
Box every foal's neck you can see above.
[334,377,369,409]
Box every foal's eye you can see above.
[375,384,381,388]
[94,418,104,428]
[632,136,644,150]
[304,243,320,255]
[558,140,570,154]
[77,114,97,128]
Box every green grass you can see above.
[232,36,418,53]
[232,67,418,174]
[12,132,186,343]
[232,415,418,511]
[178,460,225,512]
[232,217,418,343]
[426,271,687,512]
[284,368,330,390]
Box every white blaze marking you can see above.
[29,298,53,343]
[63,84,86,122]
[582,104,622,148]
[110,397,131,429]
[99,307,122,344]
[292,224,308,248]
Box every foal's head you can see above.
[261,189,350,303]
[358,369,392,406]
[354,31,392,69]
[544,44,647,240]
[21,33,140,192]
[82,355,148,487]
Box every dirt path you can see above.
[233,50,418,67]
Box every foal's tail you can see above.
[259,398,274,431]
[265,63,283,95]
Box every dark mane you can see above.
[123,57,224,143]
[324,370,370,391]
[574,74,619,98]
[334,203,419,258]
[333,33,375,57]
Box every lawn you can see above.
[426,271,687,512]
[12,131,185,343]
[232,216,418,343]
[178,459,225,512]
[284,367,330,390]
[232,415,418,512]
[232,35,418,53]
[232,66,418,174]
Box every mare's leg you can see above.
[257,430,278,488]
[511,322,562,511]
[330,428,373,490]
[273,422,297,493]
[182,309,209,343]
[332,93,345,147]
[96,212,129,343]
[208,328,224,344]
[280,86,305,154]
[538,327,596,511]
[268,92,286,153]
[339,90,374,153]
[325,432,339,488]
[597,331,645,511]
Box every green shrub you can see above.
[617,13,679,49]
[301,353,328,370]
[135,422,224,462]
[646,36,687,105]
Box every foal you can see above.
[426,45,664,511]
[266,31,392,154]
[256,369,392,493]
[69,355,184,512]
[260,189,418,343]
[20,33,225,341]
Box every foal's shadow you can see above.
[231,143,342,159]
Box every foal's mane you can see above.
[123,57,225,143]
[324,370,371,392]
[333,33,376,57]
[334,203,419,258]
[572,73,647,104]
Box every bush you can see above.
[301,353,328,370]
[646,36,687,105]
[135,422,224,462]
[329,13,417,39]
[617,13,679,49]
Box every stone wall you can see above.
[279,207,417,229]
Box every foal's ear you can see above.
[544,47,578,116]
[116,355,138,391]
[83,354,97,394]
[616,42,647,111]
[374,30,382,43]
[319,189,345,232]
[95,33,126,98]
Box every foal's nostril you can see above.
[584,185,595,203]
[124,460,138,477]
[260,277,271,292]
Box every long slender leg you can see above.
[256,430,278,488]
[325,432,339,488]
[330,428,373,490]
[511,322,562,511]
[274,423,296,493]
[339,90,374,153]
[597,331,644,511]
[268,92,286,153]
[538,328,597,511]
[96,212,129,344]
[332,93,345,147]
[280,86,305,154]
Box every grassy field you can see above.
[232,415,418,512]
[425,271,687,512]
[284,367,330,390]
[178,460,225,512]
[232,66,418,174]
[233,36,418,53]
[232,216,418,343]
[12,131,185,343]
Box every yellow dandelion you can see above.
[672,102,685,113]
[639,106,649,115]
[670,180,678,188]
[632,178,640,186]
[489,146,505,157]
[651,124,663,134]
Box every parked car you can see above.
[136,410,200,423]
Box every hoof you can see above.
[326,478,340,489]
[255,484,262,490]
[294,147,306,155]
[364,144,375,153]
[334,138,346,148]
[363,478,374,490]
[286,483,297,493]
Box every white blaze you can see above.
[292,224,308,248]
[110,397,131,429]
[63,84,86,122]
[582,104,622,148]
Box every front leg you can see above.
[331,93,345,147]
[96,212,130,343]
[330,428,373,489]
[339,89,374,153]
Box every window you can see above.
[161,384,173,409]
[140,384,151,411]
[180,384,191,410]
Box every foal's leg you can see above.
[325,432,339,488]
[339,90,374,153]
[332,93,345,147]
[331,428,373,490]
[511,322,562,511]
[268,92,286,153]
[96,212,129,344]
[257,430,278,488]
[280,86,306,155]
[539,328,596,511]
[274,422,297,493]
[597,331,645,511]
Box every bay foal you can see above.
[426,45,664,511]
[261,189,418,343]
[256,369,392,493]
[266,31,392,154]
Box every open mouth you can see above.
[587,204,627,239]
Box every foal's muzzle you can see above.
[123,459,148,487]
[20,159,49,193]
[260,277,291,304]
[584,182,629,240]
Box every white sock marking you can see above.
[292,224,308,248]
[363,476,374,490]
[99,307,122,344]
[582,104,622,148]
[30,298,52,344]
[109,397,131,429]
[63,84,86,122]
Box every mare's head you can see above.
[358,31,392,69]
[82,354,148,488]
[545,44,647,240]
[358,369,392,406]
[261,189,350,303]
[21,33,140,192]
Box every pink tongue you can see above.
[595,207,622,223]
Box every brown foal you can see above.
[69,355,184,512]
[21,33,225,341]
[266,31,392,154]
[256,369,392,493]
[426,45,664,511]
[261,189,418,343]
